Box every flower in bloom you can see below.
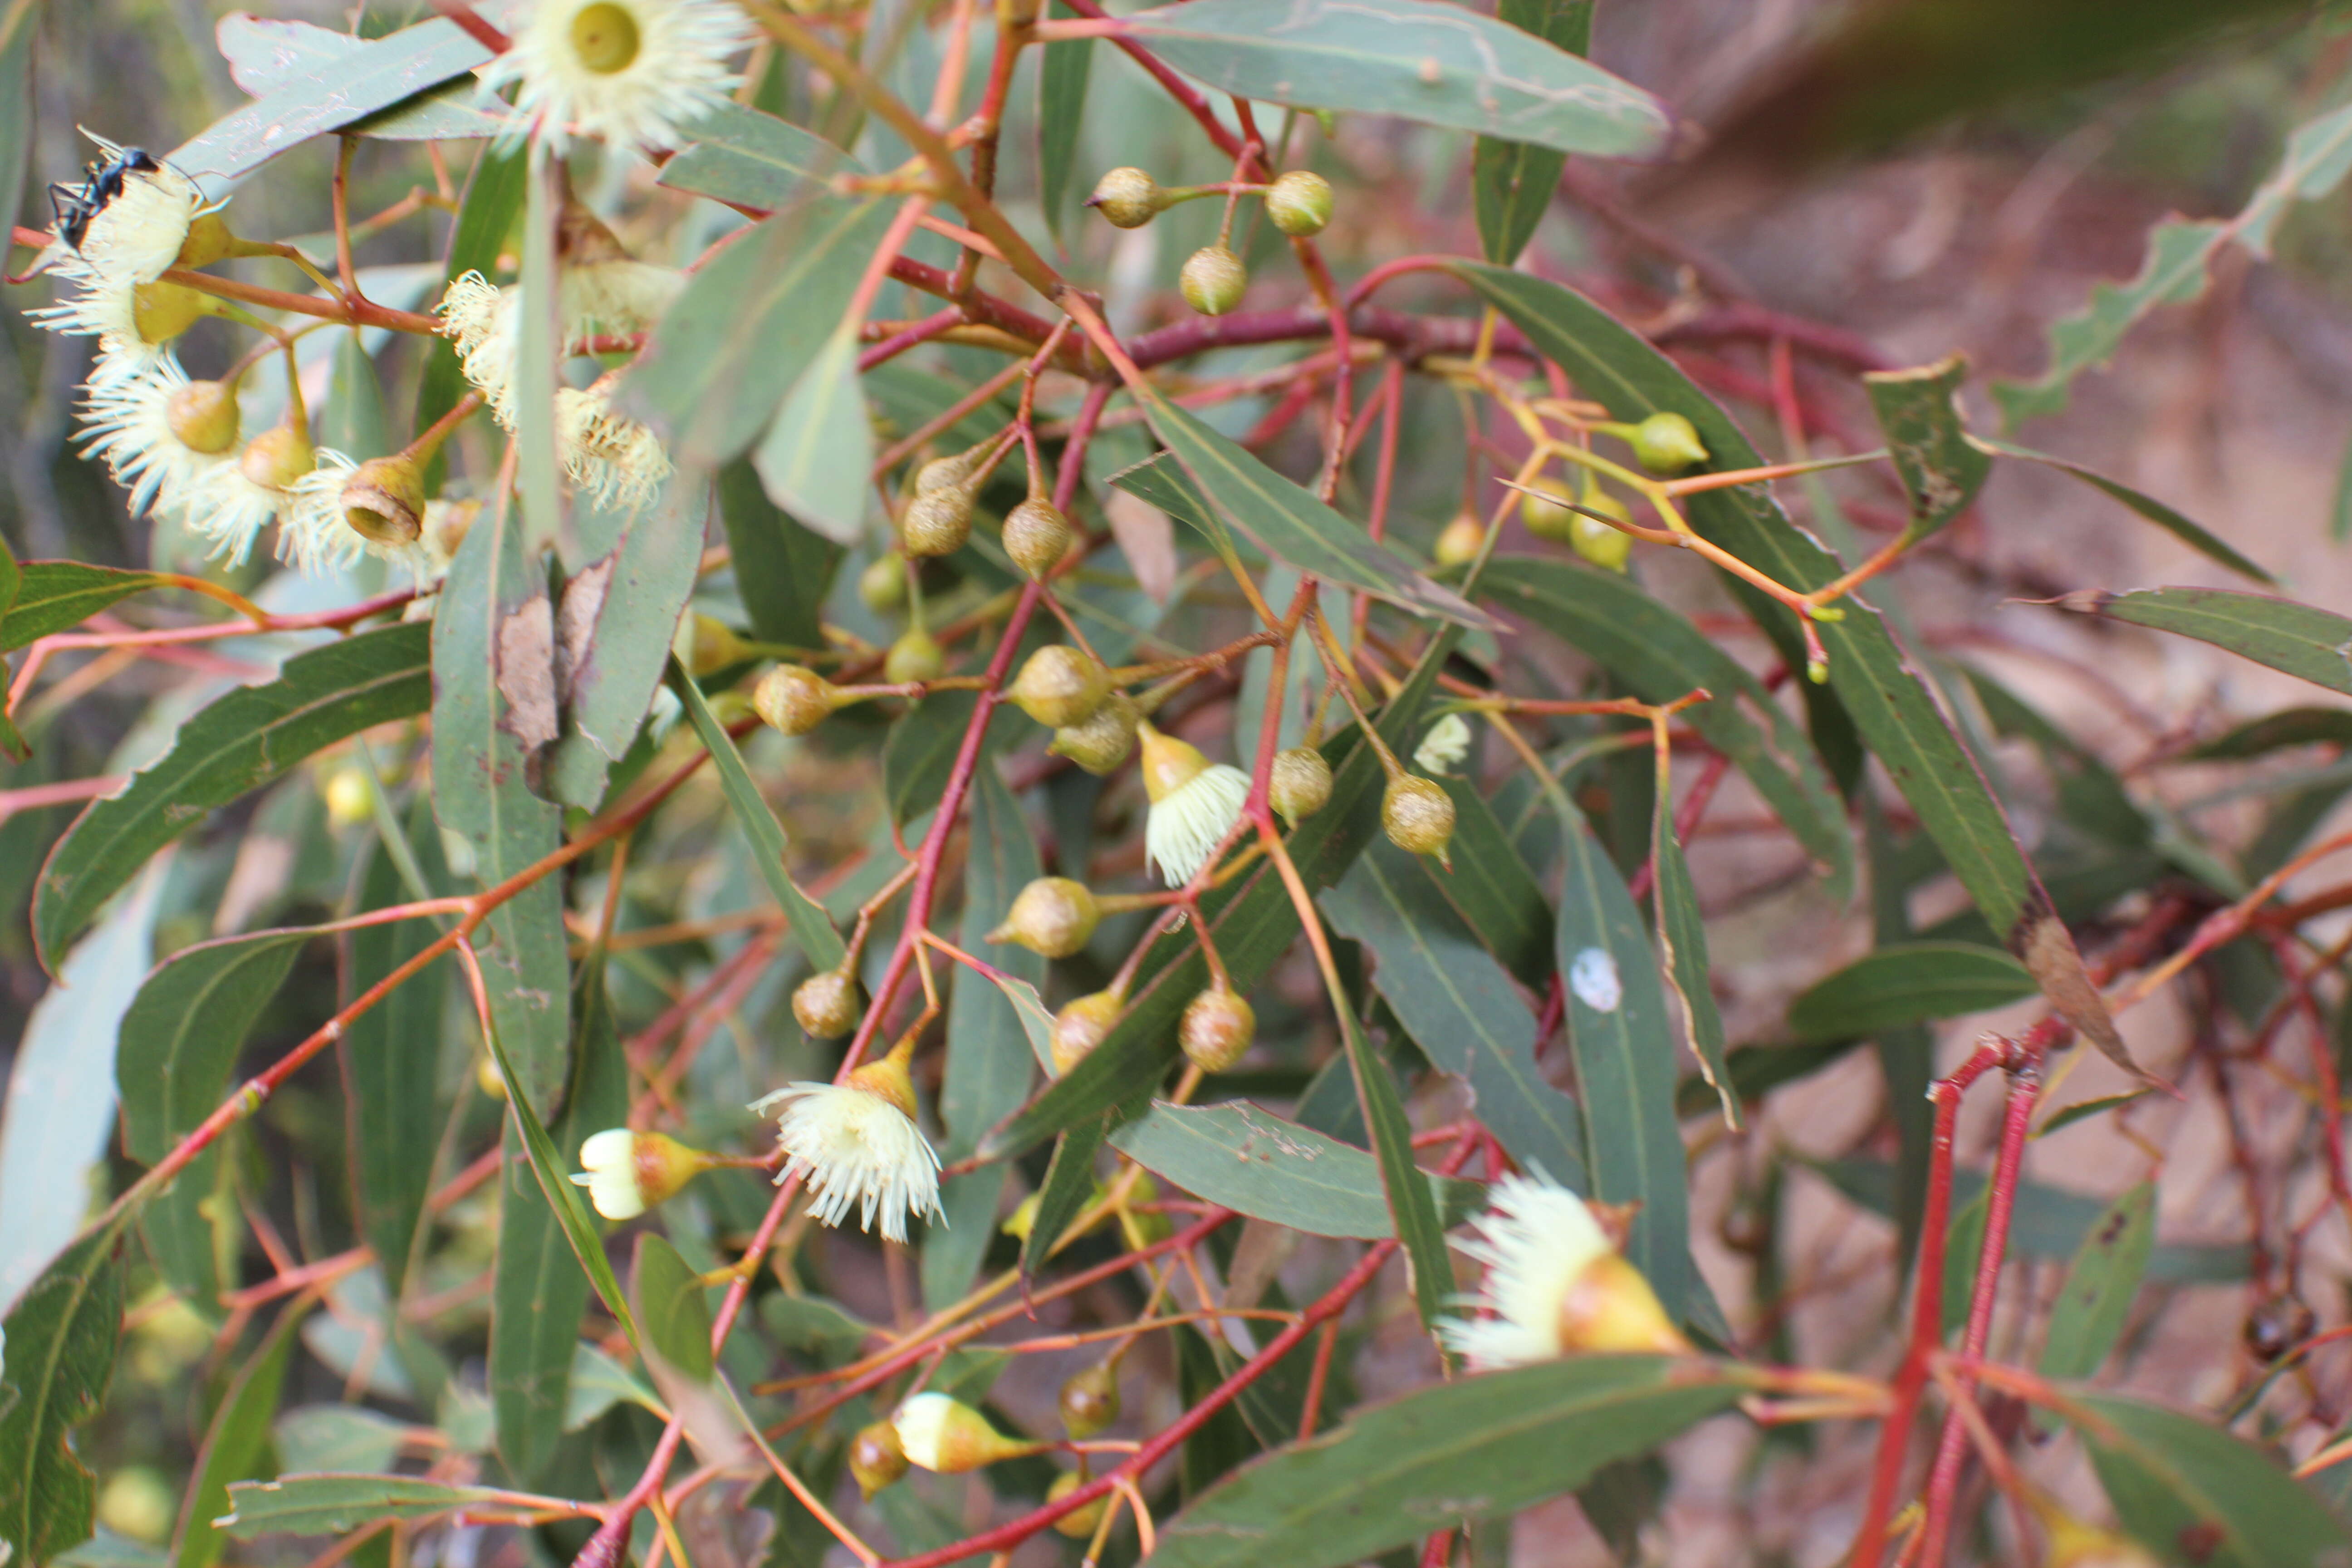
[1437,1171,1686,1369]
[560,256,683,342]
[557,377,671,510]
[277,449,366,576]
[439,270,523,427]
[890,1392,1043,1474]
[60,137,211,285]
[180,422,318,568]
[485,0,752,155]
[1413,712,1471,775]
[569,1128,710,1220]
[755,1047,942,1244]
[32,141,220,384]
[1137,720,1249,887]
[75,354,235,524]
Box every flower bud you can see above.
[570,1128,711,1220]
[1050,990,1122,1075]
[1571,484,1632,572]
[859,553,909,613]
[339,456,425,549]
[914,450,979,496]
[1265,170,1334,237]
[1382,774,1455,864]
[240,423,316,490]
[1433,511,1485,567]
[754,665,838,736]
[164,380,239,455]
[131,279,207,344]
[1049,1471,1108,1539]
[1087,166,1165,229]
[1008,644,1110,729]
[97,1467,176,1546]
[321,765,372,828]
[846,1047,919,1120]
[1179,984,1255,1073]
[902,484,975,558]
[891,1392,1045,1473]
[849,1420,909,1500]
[1003,498,1073,580]
[1518,475,1578,544]
[477,1051,508,1101]
[1269,746,1333,825]
[1050,692,1140,776]
[989,876,1100,959]
[2245,1294,2317,1362]
[792,967,862,1039]
[1179,245,1248,317]
[884,627,946,686]
[675,612,746,677]
[1629,411,1707,475]
[1058,1360,1120,1438]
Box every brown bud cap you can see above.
[131,279,207,344]
[676,613,746,677]
[1049,1472,1108,1539]
[1629,411,1708,475]
[1433,511,1485,567]
[1049,692,1140,776]
[753,665,838,736]
[859,552,910,613]
[884,627,946,686]
[1265,169,1335,236]
[1382,774,1456,864]
[792,968,862,1039]
[989,877,1100,959]
[240,423,315,490]
[164,380,239,455]
[1179,245,1248,317]
[1269,746,1333,826]
[1058,1360,1121,1438]
[1179,984,1255,1073]
[339,456,425,548]
[901,484,975,558]
[1003,498,1074,580]
[849,1421,910,1500]
[1050,990,1122,1075]
[1008,644,1110,729]
[1087,166,1164,229]
[1518,475,1578,544]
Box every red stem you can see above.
[1054,0,1244,160]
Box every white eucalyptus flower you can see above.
[59,137,211,284]
[755,1048,943,1244]
[33,263,210,386]
[486,0,752,155]
[557,377,671,510]
[278,449,368,577]
[76,354,236,524]
[1437,1171,1686,1370]
[1413,713,1471,775]
[1137,720,1249,887]
[560,256,683,341]
[438,270,523,428]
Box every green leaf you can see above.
[1977,440,2273,584]
[2070,1392,2352,1568]
[35,623,431,965]
[1122,0,1667,159]
[564,1342,661,1430]
[0,1221,128,1568]
[656,99,863,211]
[1036,1,1094,245]
[0,7,31,362]
[2334,425,2352,544]
[2039,1183,2154,1384]
[1786,942,2036,1043]
[620,188,893,468]
[431,508,571,1118]
[1996,100,2352,426]
[631,1234,714,1386]
[1152,1355,1740,1568]
[2059,587,2352,697]
[1115,434,1493,631]
[1471,0,1591,264]
[1109,1102,1478,1240]
[2185,707,2352,761]
[1862,355,1989,543]
[1553,806,1690,1318]
[216,15,512,140]
[321,330,391,461]
[1023,1107,1121,1277]
[882,691,999,828]
[516,147,564,555]
[273,1407,409,1474]
[1431,779,1553,988]
[715,460,838,651]
[1939,1185,1989,1338]
[219,1477,511,1539]
[174,1300,305,1568]
[670,666,847,972]
[0,563,178,652]
[1323,838,1586,1189]
[1347,996,1453,1329]
[750,323,870,545]
[416,141,526,490]
[1478,556,1852,902]
[1652,796,1735,1129]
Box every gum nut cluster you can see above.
[1008,644,1110,728]
[1265,170,1335,236]
[1002,497,1073,579]
[884,626,946,685]
[1058,1360,1120,1436]
[1179,984,1255,1073]
[755,665,838,735]
[1180,245,1248,317]
[756,1049,943,1244]
[860,552,908,612]
[989,877,1100,959]
[1437,1171,1687,1369]
[1630,411,1708,475]
[891,1392,1041,1473]
[1086,166,1164,229]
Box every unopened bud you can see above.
[1382,774,1455,864]
[240,423,315,490]
[914,450,979,496]
[860,553,909,613]
[675,612,746,677]
[1049,1471,1108,1539]
[1265,170,1334,237]
[1571,483,1632,572]
[1008,644,1110,728]
[1179,245,1248,317]
[885,627,946,685]
[901,484,975,558]
[570,1128,711,1220]
[849,1420,909,1500]
[1058,1360,1120,1438]
[792,968,862,1039]
[989,877,1100,959]
[131,279,207,344]
[1050,692,1140,776]
[321,765,372,828]
[1003,498,1074,580]
[1087,166,1165,229]
[1050,990,1122,1075]
[1433,511,1485,567]
[1628,412,1707,475]
[164,380,239,454]
[1269,747,1333,826]
[891,1392,1045,1473]
[339,456,425,548]
[1179,984,1255,1073]
[753,665,838,736]
[1518,475,1578,544]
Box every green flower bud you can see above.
[914,450,979,495]
[1433,511,1485,567]
[1518,475,1578,544]
[1003,498,1074,580]
[1382,774,1455,865]
[1049,691,1139,776]
[1570,485,1632,573]
[1049,1471,1109,1539]
[164,380,239,455]
[1265,170,1334,237]
[1179,245,1248,317]
[1269,746,1333,825]
[1087,166,1165,229]
[988,876,1100,959]
[675,612,746,677]
[1008,644,1110,728]
[339,455,426,549]
[1179,984,1255,1073]
[1058,1360,1121,1438]
[849,1421,910,1499]
[885,627,947,685]
[753,665,838,736]
[892,1392,1046,1473]
[860,552,910,613]
[1051,990,1123,1075]
[902,484,975,558]
[792,967,862,1039]
[1628,412,1708,475]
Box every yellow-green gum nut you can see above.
[1050,990,1123,1074]
[1058,1360,1121,1438]
[1178,985,1255,1073]
[1049,692,1139,776]
[901,484,975,558]
[1088,166,1163,229]
[1518,475,1578,544]
[1433,512,1485,567]
[1265,169,1335,237]
[340,455,426,549]
[988,876,1100,959]
[753,664,837,736]
[1049,1471,1109,1539]
[131,279,207,343]
[1003,497,1074,580]
[859,552,909,613]
[1269,746,1333,825]
[850,1420,909,1499]
[1382,773,1456,862]
[176,211,235,270]
[1572,511,1632,573]
[97,1467,176,1546]
[164,380,239,455]
[1008,644,1109,729]
[477,1051,509,1101]
[321,764,372,828]
[913,451,974,496]
[1179,245,1248,317]
[240,422,314,490]
[884,627,946,685]
[676,612,746,677]
[792,968,862,1039]
[1629,411,1708,475]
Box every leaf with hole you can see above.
[1863,354,1989,542]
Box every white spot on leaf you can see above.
[1569,946,1621,1013]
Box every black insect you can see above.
[48,147,163,254]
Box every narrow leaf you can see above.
[1786,942,2036,1043]
[219,1477,510,1539]
[2058,586,2352,696]
[1652,798,1735,1128]
[2039,1183,2154,1383]
[0,564,190,651]
[631,1234,715,1386]
[750,323,870,544]
[1863,354,1990,542]
[215,15,510,140]
[1471,0,1591,264]
[2071,1391,2352,1568]
[657,99,862,211]
[174,1300,304,1568]
[715,459,838,651]
[1980,439,2273,583]
[0,1220,128,1568]
[1036,2,1093,245]
[321,330,390,461]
